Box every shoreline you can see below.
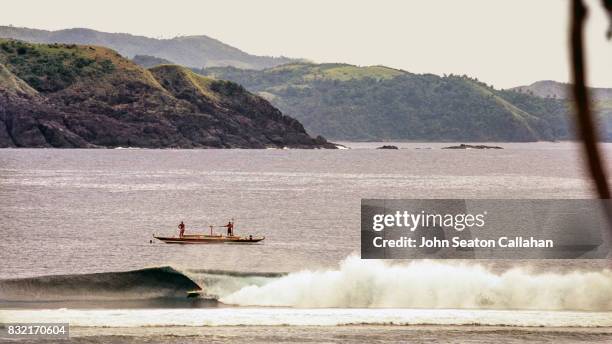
[43,324,612,343]
[0,141,610,151]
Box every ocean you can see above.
[0,142,611,343]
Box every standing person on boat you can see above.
[178,221,186,238]
[222,220,234,236]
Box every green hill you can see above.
[0,40,333,148]
[202,63,576,141]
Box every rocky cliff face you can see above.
[0,40,334,148]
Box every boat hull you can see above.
[154,235,265,244]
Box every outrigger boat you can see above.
[154,224,264,244]
[154,234,265,244]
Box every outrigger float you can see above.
[154,223,264,244]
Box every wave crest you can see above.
[0,266,201,301]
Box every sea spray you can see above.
[219,256,612,311]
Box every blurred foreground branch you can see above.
[570,0,611,200]
[602,0,612,38]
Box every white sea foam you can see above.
[1,308,610,328]
[219,256,612,311]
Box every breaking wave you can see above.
[2,258,612,312]
[219,256,612,311]
[0,266,201,302]
[187,269,285,278]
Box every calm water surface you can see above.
[1,142,608,277]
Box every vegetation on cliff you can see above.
[0,40,333,148]
[202,63,585,141]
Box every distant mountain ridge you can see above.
[512,80,612,102]
[0,39,333,148]
[0,26,299,70]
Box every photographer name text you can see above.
[373,236,554,248]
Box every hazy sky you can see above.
[2,0,611,88]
